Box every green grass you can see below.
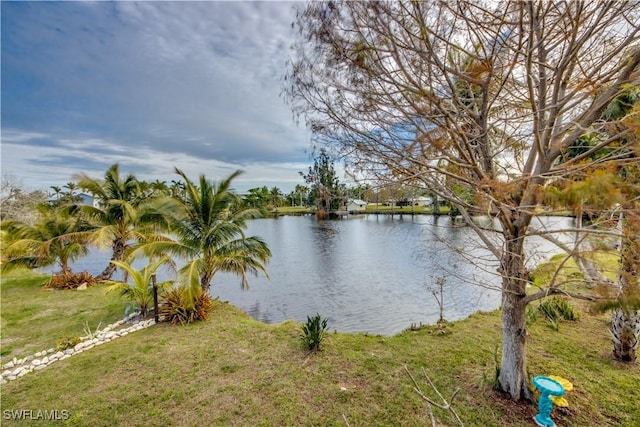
[0,268,125,362]
[1,269,638,426]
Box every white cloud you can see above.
[1,1,312,192]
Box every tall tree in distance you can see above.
[285,1,640,400]
[301,148,344,213]
[269,187,283,209]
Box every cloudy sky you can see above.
[1,1,316,194]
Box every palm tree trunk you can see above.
[200,265,215,293]
[611,307,639,362]
[611,205,640,362]
[97,238,126,280]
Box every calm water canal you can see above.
[63,214,574,336]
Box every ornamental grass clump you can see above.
[301,313,329,351]
[160,287,213,325]
[46,271,97,290]
[537,297,579,330]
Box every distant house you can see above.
[76,193,95,207]
[411,196,433,207]
[346,199,368,212]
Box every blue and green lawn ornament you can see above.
[532,376,566,427]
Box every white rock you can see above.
[34,365,47,371]
[59,355,70,361]
[47,348,54,354]
[25,355,33,362]
[64,349,74,355]
[32,359,41,366]
[16,369,28,378]
[4,361,14,369]
[42,356,49,364]
[77,283,88,290]
[7,375,16,381]
[2,371,12,378]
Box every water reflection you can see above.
[51,214,575,336]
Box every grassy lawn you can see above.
[1,269,124,362]
[1,269,638,426]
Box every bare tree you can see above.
[285,1,640,400]
[1,175,46,225]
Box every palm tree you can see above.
[270,186,283,209]
[64,182,78,196]
[149,180,170,196]
[294,184,308,207]
[600,88,640,362]
[50,186,62,200]
[1,205,92,274]
[75,163,164,280]
[137,168,271,297]
[561,86,640,362]
[104,257,173,317]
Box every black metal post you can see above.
[152,274,159,324]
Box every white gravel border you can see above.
[1,316,155,384]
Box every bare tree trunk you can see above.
[498,228,533,401]
[500,291,531,400]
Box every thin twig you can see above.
[405,365,465,426]
[404,366,437,426]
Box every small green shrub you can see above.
[553,298,579,320]
[537,297,579,330]
[301,313,329,351]
[56,335,81,351]
[160,287,213,325]
[46,271,97,290]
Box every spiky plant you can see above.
[103,257,174,317]
[301,313,329,351]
